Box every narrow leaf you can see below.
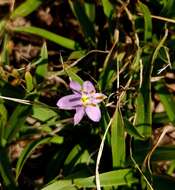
[0,148,18,190]
[74,169,138,187]
[155,79,175,124]
[11,0,44,19]
[16,137,62,180]
[135,29,168,137]
[42,169,138,189]
[32,105,57,122]
[42,180,76,190]
[0,102,7,146]
[1,34,10,65]
[137,1,152,41]
[101,0,114,18]
[12,26,81,50]
[84,2,95,23]
[111,107,125,168]
[25,71,34,92]
[124,118,145,140]
[68,0,95,43]
[36,42,48,80]
[99,37,118,90]
[5,104,31,143]
[66,68,83,85]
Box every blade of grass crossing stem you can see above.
[155,79,175,124]
[137,1,152,41]
[0,103,7,146]
[42,169,138,189]
[11,26,81,50]
[0,148,18,190]
[101,0,114,18]
[68,0,95,44]
[111,106,125,168]
[75,169,138,188]
[11,0,44,19]
[16,137,60,180]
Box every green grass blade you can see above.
[137,1,152,41]
[74,169,138,187]
[42,180,77,190]
[124,118,145,140]
[155,79,175,124]
[5,104,31,143]
[35,42,48,81]
[42,169,138,189]
[11,0,44,19]
[134,87,152,137]
[11,26,81,50]
[111,107,125,168]
[16,136,63,180]
[0,20,6,36]
[66,68,83,85]
[160,0,175,17]
[68,0,95,44]
[0,102,7,146]
[25,71,34,92]
[99,104,111,146]
[32,105,57,122]
[0,148,18,190]
[84,2,95,23]
[101,0,114,18]
[135,29,168,137]
[1,34,10,65]
[99,38,118,91]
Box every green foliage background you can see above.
[0,0,175,189]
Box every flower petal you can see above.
[70,81,81,93]
[92,93,107,104]
[74,107,85,125]
[57,94,82,110]
[85,105,101,122]
[83,81,96,94]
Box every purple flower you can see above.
[57,81,106,125]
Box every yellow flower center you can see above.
[81,95,89,105]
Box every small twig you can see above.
[68,50,108,68]
[138,13,175,24]
[0,95,31,105]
